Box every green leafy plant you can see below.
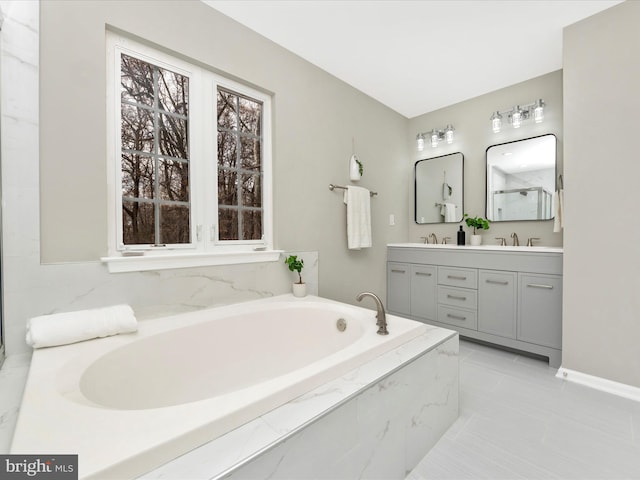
[464,214,490,235]
[355,157,363,176]
[284,255,304,284]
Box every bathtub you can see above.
[11,294,432,479]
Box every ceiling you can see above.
[203,0,622,118]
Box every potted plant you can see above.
[284,255,306,297]
[464,214,490,246]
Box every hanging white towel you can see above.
[25,304,138,349]
[344,186,372,250]
[553,189,564,232]
[440,202,457,222]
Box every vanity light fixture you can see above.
[416,124,455,151]
[490,99,545,133]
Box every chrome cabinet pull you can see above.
[447,313,466,321]
[447,294,467,301]
[448,275,467,280]
[391,269,406,274]
[415,272,432,276]
[527,283,553,289]
[486,279,509,285]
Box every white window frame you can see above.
[103,32,279,273]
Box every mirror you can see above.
[486,134,556,222]
[415,152,464,224]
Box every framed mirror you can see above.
[415,152,464,224]
[486,134,556,222]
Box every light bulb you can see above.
[416,133,425,151]
[511,106,522,128]
[534,99,544,123]
[430,129,439,148]
[445,125,454,144]
[490,112,502,133]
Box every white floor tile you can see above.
[408,339,640,480]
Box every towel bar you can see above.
[328,184,378,197]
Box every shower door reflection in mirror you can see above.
[486,134,556,222]
[415,152,464,224]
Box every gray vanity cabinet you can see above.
[478,270,517,339]
[387,245,563,367]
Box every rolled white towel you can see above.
[26,304,138,349]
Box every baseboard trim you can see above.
[556,367,640,402]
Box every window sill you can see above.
[100,250,284,273]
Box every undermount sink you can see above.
[387,243,563,253]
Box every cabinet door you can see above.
[411,264,437,321]
[387,262,411,316]
[518,273,562,349]
[478,270,517,339]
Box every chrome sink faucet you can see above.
[429,233,438,244]
[510,232,519,246]
[356,292,389,335]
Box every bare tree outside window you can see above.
[120,54,190,246]
[217,89,263,241]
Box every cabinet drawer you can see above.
[438,305,478,330]
[438,267,478,289]
[438,286,477,310]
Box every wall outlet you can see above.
[389,214,395,226]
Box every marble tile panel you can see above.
[0,353,31,453]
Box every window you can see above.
[217,89,264,242]
[105,33,276,272]
[120,53,191,246]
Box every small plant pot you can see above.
[292,283,307,298]
[470,234,482,246]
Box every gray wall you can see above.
[38,2,410,306]
[408,70,564,247]
[563,1,640,387]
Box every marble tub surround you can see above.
[3,250,318,356]
[142,327,459,479]
[0,353,31,454]
[11,295,446,479]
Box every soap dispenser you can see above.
[457,226,465,245]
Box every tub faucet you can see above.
[511,232,519,246]
[356,292,389,335]
[429,233,438,244]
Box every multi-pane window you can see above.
[120,54,191,246]
[217,89,263,241]
[108,33,272,260]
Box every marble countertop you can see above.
[388,243,563,254]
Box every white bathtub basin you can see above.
[11,295,429,479]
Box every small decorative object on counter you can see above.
[464,214,490,246]
[457,225,465,245]
[284,255,306,297]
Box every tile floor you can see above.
[407,340,640,480]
